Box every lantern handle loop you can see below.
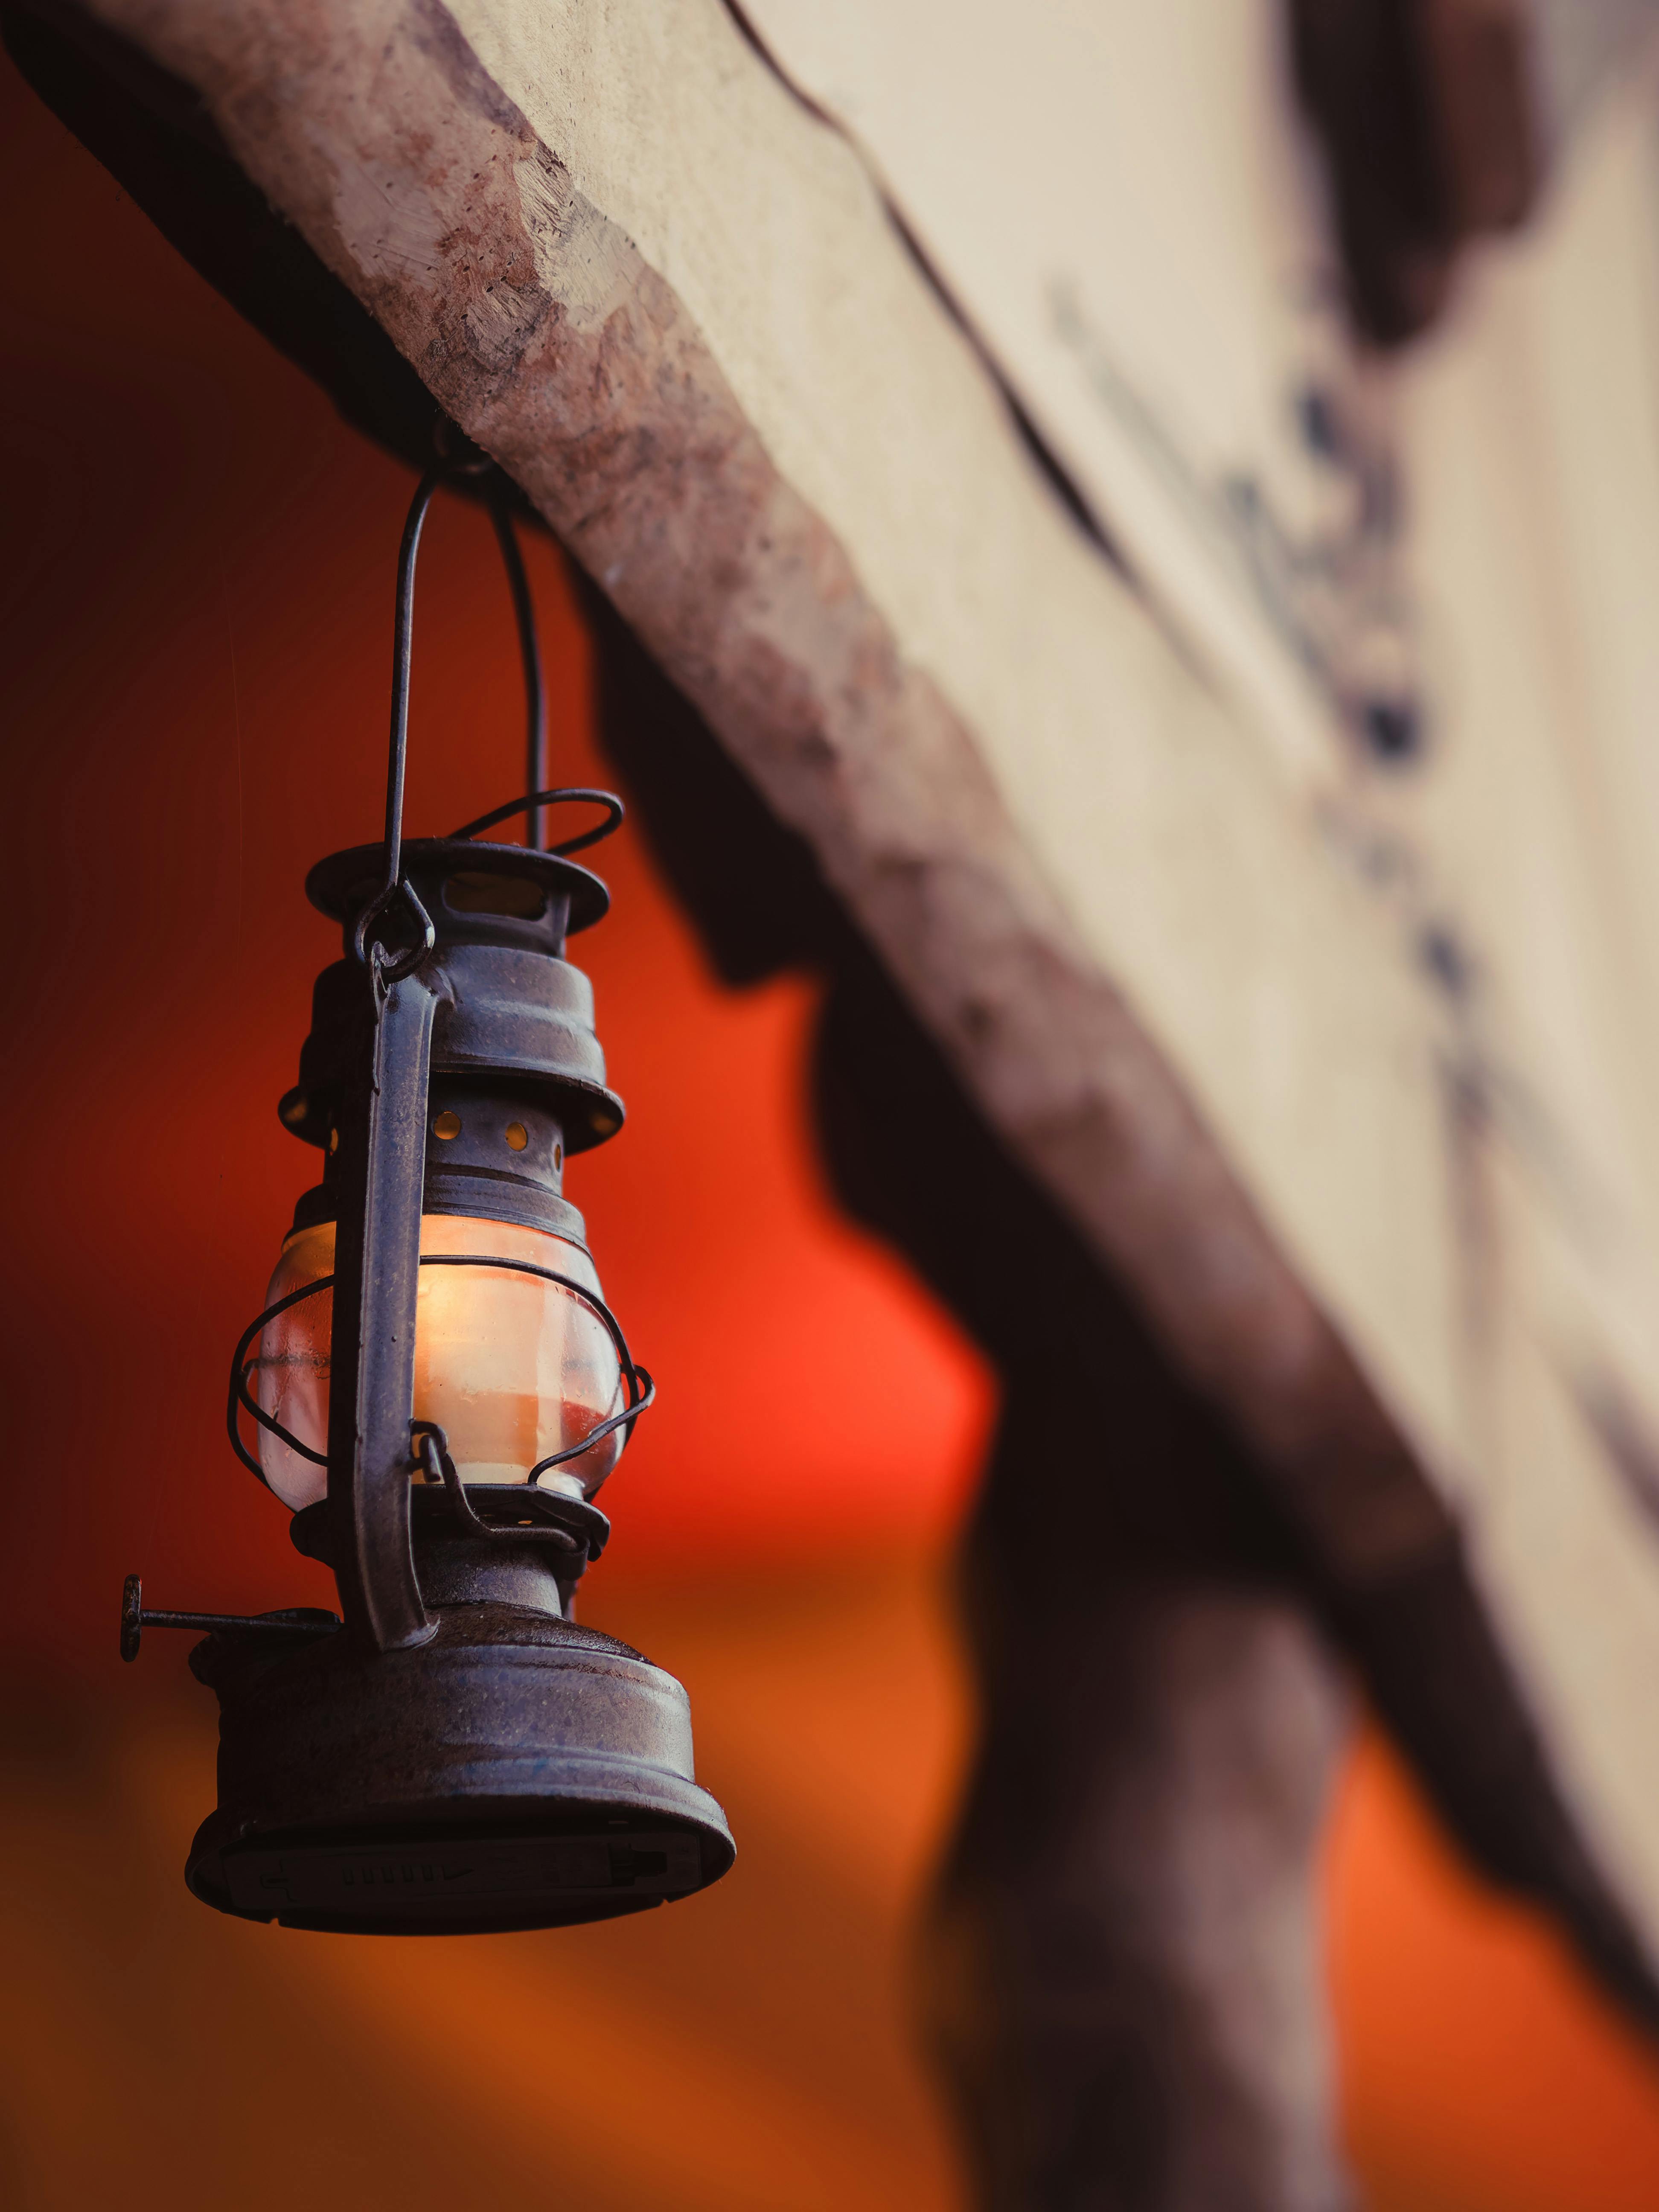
[489,491,548,851]
[447,786,624,855]
[353,880,436,985]
[427,422,548,843]
[354,440,576,977]
[354,460,443,978]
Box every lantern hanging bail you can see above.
[352,446,623,980]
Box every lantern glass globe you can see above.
[253,1212,627,1510]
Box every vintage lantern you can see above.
[121,451,734,1933]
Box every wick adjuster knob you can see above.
[120,1573,144,1663]
[120,1573,340,1661]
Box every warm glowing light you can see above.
[253,1213,626,1510]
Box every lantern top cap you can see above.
[306,834,611,951]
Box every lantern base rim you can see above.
[182,1601,735,1933]
[184,1773,734,1935]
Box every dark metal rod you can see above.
[351,464,441,978]
[120,1575,340,1664]
[448,785,623,854]
[386,465,442,884]
[489,494,546,850]
[143,1609,326,1637]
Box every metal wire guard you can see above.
[227,1252,655,1493]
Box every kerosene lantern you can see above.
[122,447,734,1933]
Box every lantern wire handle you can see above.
[353,462,442,980]
[489,492,547,852]
[384,466,442,896]
[351,445,617,976]
[447,786,624,854]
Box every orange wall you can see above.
[5,55,1659,2212]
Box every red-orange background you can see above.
[4,56,1659,2211]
